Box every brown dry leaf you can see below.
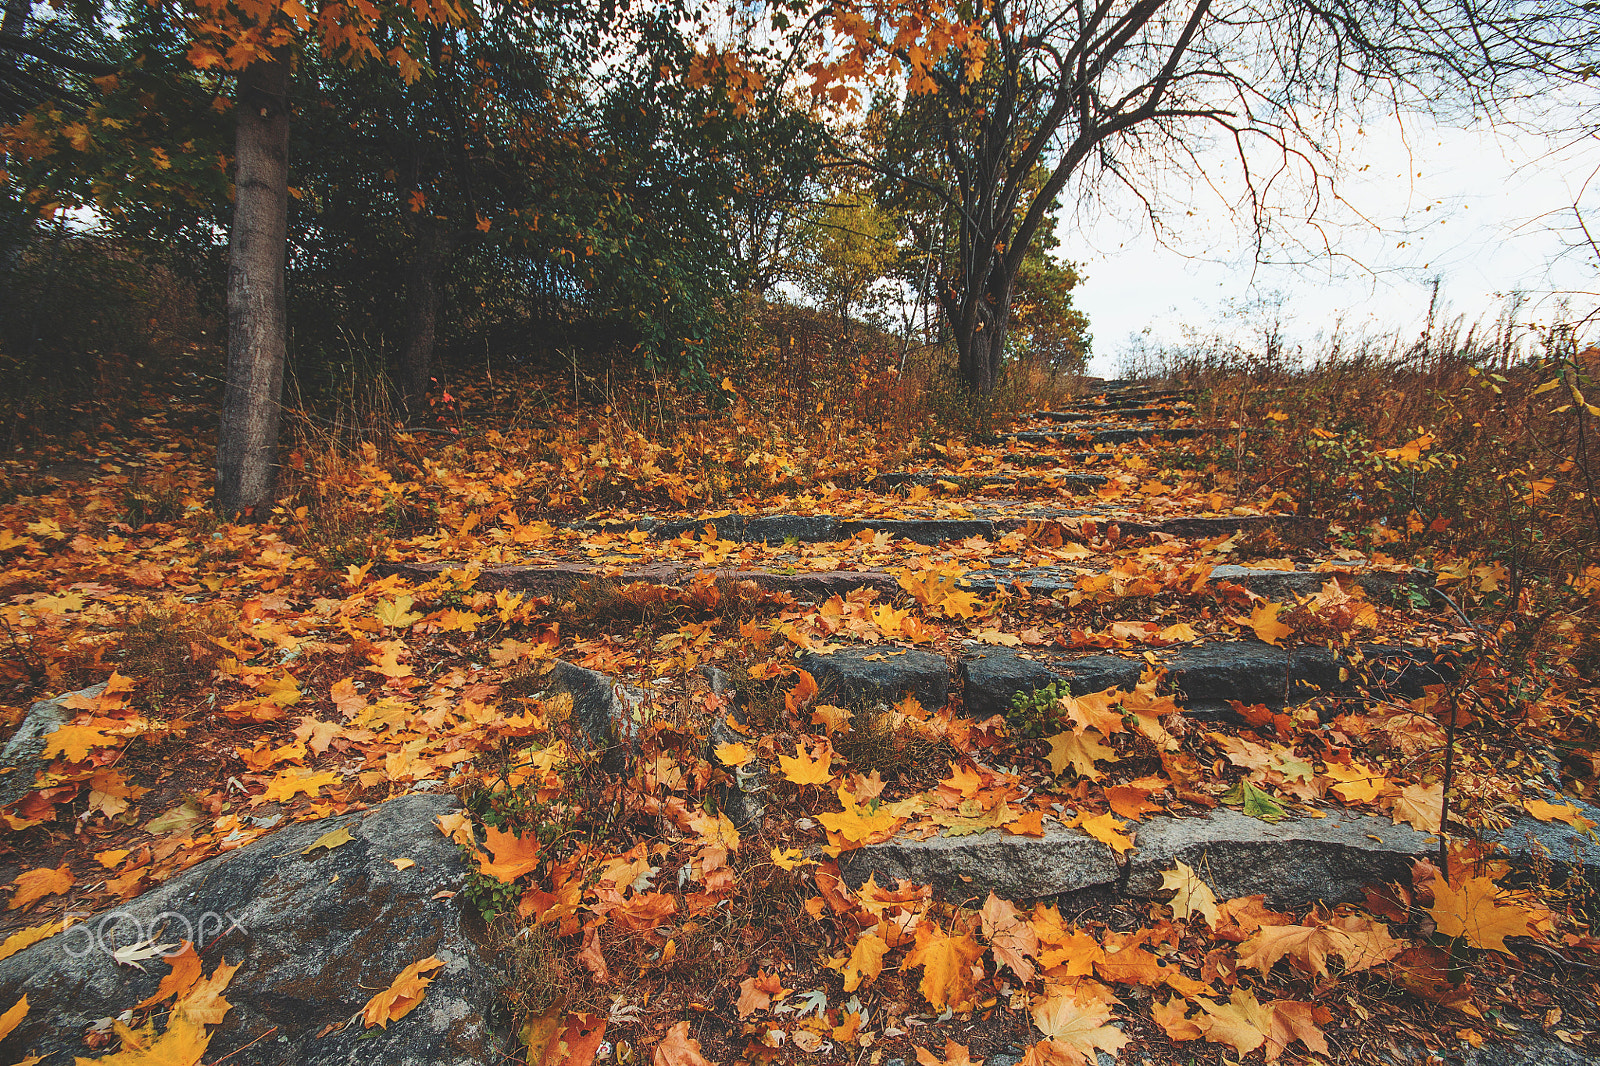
[1195,988,1272,1055]
[904,924,985,1010]
[653,1021,711,1066]
[1029,986,1130,1065]
[915,1040,984,1066]
[1387,945,1481,1015]
[362,955,446,1028]
[576,926,610,985]
[735,969,791,1018]
[1158,861,1219,927]
[981,892,1039,983]
[1264,1000,1330,1062]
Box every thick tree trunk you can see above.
[399,223,457,417]
[215,55,290,518]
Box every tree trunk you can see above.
[215,54,290,518]
[946,266,1013,397]
[399,223,457,417]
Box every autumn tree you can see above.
[785,0,1600,395]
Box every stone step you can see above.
[960,641,1459,722]
[378,557,1428,613]
[1068,388,1194,408]
[872,470,1110,491]
[837,806,1434,908]
[1034,407,1179,422]
[573,511,1327,547]
[984,425,1205,446]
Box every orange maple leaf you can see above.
[980,892,1038,983]
[653,1021,711,1066]
[477,826,542,883]
[1427,875,1540,954]
[778,736,835,786]
[904,923,985,1010]
[916,1040,984,1066]
[7,866,71,911]
[362,955,446,1028]
[1248,601,1294,646]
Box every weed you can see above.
[118,604,232,697]
[832,705,957,780]
[1007,680,1073,740]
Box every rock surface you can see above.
[0,683,105,810]
[0,793,504,1066]
[1489,796,1600,891]
[960,643,1457,721]
[799,646,949,711]
[838,820,1119,899]
[542,660,646,772]
[1125,808,1435,907]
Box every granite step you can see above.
[1034,407,1178,422]
[960,641,1461,722]
[572,511,1327,547]
[872,470,1110,491]
[984,425,1206,446]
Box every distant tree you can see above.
[772,0,1600,396]
[795,186,900,336]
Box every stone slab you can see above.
[1490,796,1600,891]
[798,646,949,711]
[1125,808,1435,907]
[838,820,1120,900]
[0,683,105,810]
[0,794,503,1066]
[960,643,1458,721]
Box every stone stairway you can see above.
[386,385,1591,913]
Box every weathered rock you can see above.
[835,519,998,545]
[838,820,1120,899]
[0,794,504,1066]
[873,471,1109,491]
[542,661,646,772]
[1037,408,1171,422]
[0,683,105,810]
[1125,808,1434,907]
[984,425,1204,446]
[1488,796,1600,892]
[959,643,1457,721]
[799,646,949,711]
[703,667,766,829]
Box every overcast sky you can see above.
[1063,106,1600,377]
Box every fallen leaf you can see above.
[1045,730,1117,781]
[362,955,446,1028]
[1248,601,1294,645]
[841,932,890,992]
[981,892,1038,983]
[1160,861,1219,927]
[1196,988,1272,1055]
[301,825,354,856]
[478,826,543,883]
[653,1021,711,1066]
[1029,985,1130,1065]
[916,1040,984,1066]
[0,994,26,1042]
[778,736,835,786]
[7,866,71,911]
[1427,875,1538,954]
[904,924,985,1010]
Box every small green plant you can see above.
[1007,680,1072,740]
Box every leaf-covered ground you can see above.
[0,366,1596,1064]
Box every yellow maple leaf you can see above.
[714,742,754,767]
[818,786,911,854]
[1045,730,1116,781]
[841,931,890,991]
[1071,812,1134,855]
[260,769,341,803]
[1321,760,1386,805]
[41,722,116,762]
[915,1041,984,1066]
[1195,989,1272,1055]
[778,736,835,786]
[904,924,984,1010]
[1248,601,1294,646]
[0,994,25,1042]
[769,846,815,871]
[362,956,446,1028]
[0,920,61,962]
[373,595,424,630]
[1159,861,1219,926]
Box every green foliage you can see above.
[1007,679,1073,740]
